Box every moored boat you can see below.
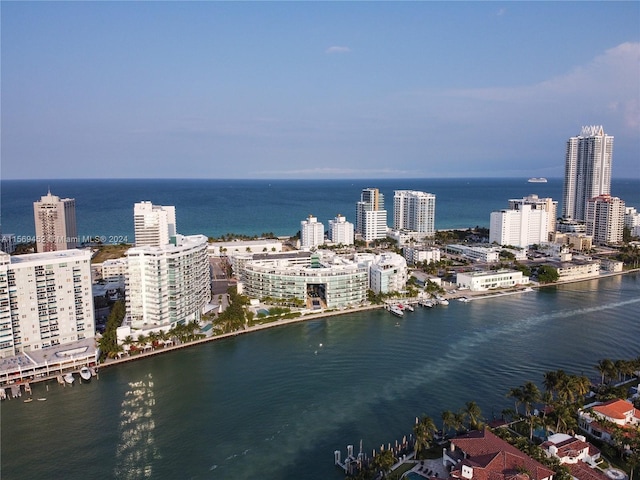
[388,305,404,317]
[64,373,75,384]
[80,366,91,381]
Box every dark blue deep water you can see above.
[2,177,639,241]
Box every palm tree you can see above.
[596,359,615,385]
[521,381,541,416]
[371,449,395,478]
[413,415,437,458]
[463,401,483,430]
[507,387,524,416]
[441,410,456,438]
[122,335,134,353]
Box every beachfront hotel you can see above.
[33,190,78,252]
[125,234,211,331]
[0,249,95,359]
[393,190,436,236]
[356,188,388,241]
[562,125,613,222]
[134,201,177,247]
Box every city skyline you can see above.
[2,2,639,180]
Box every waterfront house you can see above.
[443,428,555,480]
[578,399,640,443]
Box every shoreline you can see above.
[10,268,638,388]
[98,267,639,370]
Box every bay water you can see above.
[1,273,639,480]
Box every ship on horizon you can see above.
[528,177,548,183]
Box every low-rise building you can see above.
[445,245,500,263]
[366,252,408,294]
[549,231,593,251]
[239,252,369,309]
[542,433,601,466]
[579,399,640,443]
[403,246,441,266]
[545,259,600,282]
[443,428,555,480]
[456,269,529,291]
[207,239,283,256]
[101,257,128,283]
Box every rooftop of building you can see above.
[5,248,91,266]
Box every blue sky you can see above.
[2,1,639,180]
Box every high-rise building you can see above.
[562,125,613,221]
[508,194,557,235]
[586,195,625,245]
[300,215,325,249]
[489,205,549,248]
[328,214,354,246]
[134,201,176,247]
[125,234,210,330]
[356,188,388,241]
[393,190,436,236]
[33,191,78,252]
[0,249,95,358]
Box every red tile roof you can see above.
[566,462,609,480]
[450,429,555,480]
[592,399,635,421]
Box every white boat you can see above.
[528,177,547,183]
[64,373,75,384]
[458,297,471,303]
[419,299,433,308]
[80,366,91,381]
[438,298,449,306]
[388,305,404,317]
[404,304,414,312]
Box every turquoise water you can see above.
[2,273,639,479]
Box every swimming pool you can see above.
[403,472,426,480]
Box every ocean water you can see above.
[2,178,639,241]
[1,273,639,480]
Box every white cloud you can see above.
[325,46,351,54]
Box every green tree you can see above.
[462,401,483,430]
[371,449,395,478]
[413,415,437,458]
[536,265,559,283]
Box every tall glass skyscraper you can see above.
[562,125,613,221]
